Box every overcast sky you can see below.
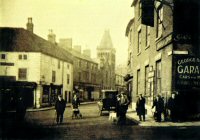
[0,0,133,65]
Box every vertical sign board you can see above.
[141,0,154,27]
[173,55,200,89]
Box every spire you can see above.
[98,30,113,48]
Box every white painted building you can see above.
[0,27,73,108]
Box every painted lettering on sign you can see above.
[177,65,200,74]
[174,56,200,88]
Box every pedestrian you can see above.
[167,93,177,122]
[136,94,146,121]
[16,96,27,121]
[55,95,66,124]
[72,94,82,118]
[152,95,164,122]
[116,91,130,125]
[72,94,80,109]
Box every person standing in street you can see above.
[116,91,130,125]
[16,96,27,121]
[152,95,164,122]
[55,95,66,124]
[136,94,146,121]
[167,93,177,122]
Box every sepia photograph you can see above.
[0,0,200,139]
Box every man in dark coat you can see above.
[116,91,130,125]
[136,94,146,121]
[16,96,26,121]
[55,95,66,124]
[167,94,177,122]
[152,95,164,122]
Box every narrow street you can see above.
[1,103,200,140]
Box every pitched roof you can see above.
[70,49,97,64]
[125,18,134,37]
[97,30,113,49]
[0,27,73,63]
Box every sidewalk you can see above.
[26,101,96,112]
[126,109,200,127]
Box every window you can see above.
[23,54,27,60]
[67,64,70,69]
[138,1,142,18]
[58,60,60,69]
[19,55,22,60]
[19,54,28,60]
[137,30,141,54]
[1,54,6,59]
[18,68,27,80]
[67,74,70,84]
[79,60,81,67]
[86,62,89,69]
[145,65,149,95]
[52,71,56,82]
[137,69,140,95]
[156,7,163,38]
[130,29,132,45]
[78,72,81,81]
[156,60,162,95]
[145,26,150,47]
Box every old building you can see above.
[0,19,73,109]
[115,64,127,92]
[97,30,116,90]
[59,39,100,101]
[127,0,200,119]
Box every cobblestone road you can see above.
[1,103,200,140]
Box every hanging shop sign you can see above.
[174,55,200,88]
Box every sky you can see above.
[0,0,133,65]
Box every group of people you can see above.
[55,94,80,124]
[136,93,178,122]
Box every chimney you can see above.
[59,38,72,50]
[26,17,34,33]
[73,45,81,53]
[48,29,56,44]
[83,49,91,57]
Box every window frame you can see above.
[18,68,27,80]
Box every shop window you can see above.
[18,68,27,80]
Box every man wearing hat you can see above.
[55,95,66,124]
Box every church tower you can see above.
[97,30,116,89]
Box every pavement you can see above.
[126,108,200,127]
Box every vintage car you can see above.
[97,90,118,115]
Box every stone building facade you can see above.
[126,0,200,118]
[59,39,100,101]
